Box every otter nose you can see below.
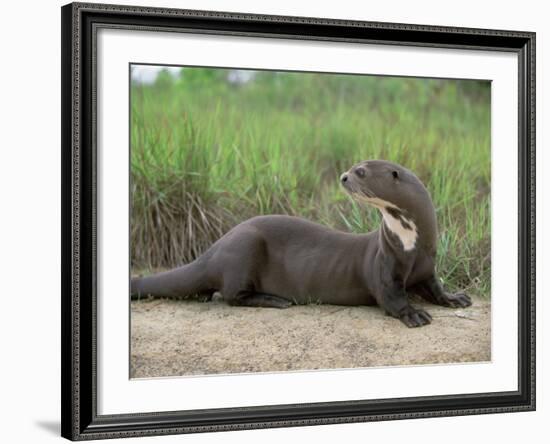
[340,173,348,183]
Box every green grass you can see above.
[130,67,491,298]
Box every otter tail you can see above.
[130,260,209,300]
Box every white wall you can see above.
[0,0,545,443]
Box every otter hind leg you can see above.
[225,290,292,309]
[411,275,472,308]
[240,293,293,308]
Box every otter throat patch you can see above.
[381,206,418,251]
[350,194,418,251]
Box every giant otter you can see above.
[131,160,472,327]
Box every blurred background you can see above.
[130,64,491,298]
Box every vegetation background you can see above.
[130,66,491,298]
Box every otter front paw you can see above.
[439,292,472,308]
[399,306,432,328]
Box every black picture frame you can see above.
[61,2,536,440]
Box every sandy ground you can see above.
[130,296,490,378]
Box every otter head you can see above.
[340,160,436,252]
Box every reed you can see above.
[131,68,491,297]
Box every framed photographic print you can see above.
[61,2,536,440]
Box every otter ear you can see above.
[392,170,399,179]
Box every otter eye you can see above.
[392,170,399,179]
[355,167,366,178]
